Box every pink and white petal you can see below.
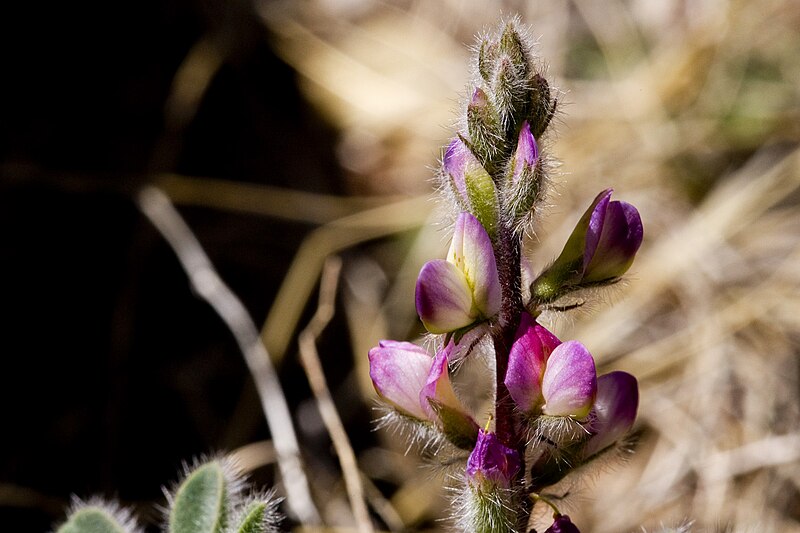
[541,340,597,418]
[505,323,547,412]
[448,212,501,318]
[419,345,465,420]
[505,315,563,412]
[415,259,475,334]
[368,341,432,419]
[531,323,562,359]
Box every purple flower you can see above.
[415,212,501,334]
[368,341,432,420]
[510,120,538,186]
[582,189,643,283]
[369,340,477,445]
[505,313,561,413]
[583,371,639,457]
[466,429,521,489]
[544,514,581,533]
[541,341,598,418]
[532,189,642,301]
[505,318,597,419]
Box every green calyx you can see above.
[428,398,480,450]
[465,166,499,238]
[467,88,506,174]
[465,485,519,533]
[499,22,529,79]
[528,74,556,139]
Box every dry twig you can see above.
[298,256,374,533]
[136,185,321,525]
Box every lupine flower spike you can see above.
[369,18,643,532]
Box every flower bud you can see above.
[582,190,644,283]
[368,340,432,420]
[466,429,521,489]
[544,514,581,533]
[492,55,527,128]
[510,121,539,186]
[532,189,643,302]
[466,88,505,173]
[443,135,498,233]
[506,321,596,419]
[499,22,529,79]
[528,73,555,138]
[477,39,498,83]
[416,212,501,334]
[583,371,639,457]
[505,313,561,414]
[541,340,597,419]
[504,121,543,219]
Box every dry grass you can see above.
[165,0,800,531]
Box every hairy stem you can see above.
[492,221,531,530]
[493,222,523,441]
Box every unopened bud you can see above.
[532,189,643,302]
[499,22,529,79]
[529,74,556,138]
[478,39,498,83]
[467,87,505,172]
[491,56,528,130]
[466,430,521,489]
[504,121,544,219]
[443,137,498,235]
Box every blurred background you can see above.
[2,0,800,531]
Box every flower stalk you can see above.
[368,17,644,532]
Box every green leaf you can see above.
[233,502,270,533]
[57,506,131,533]
[169,461,229,533]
